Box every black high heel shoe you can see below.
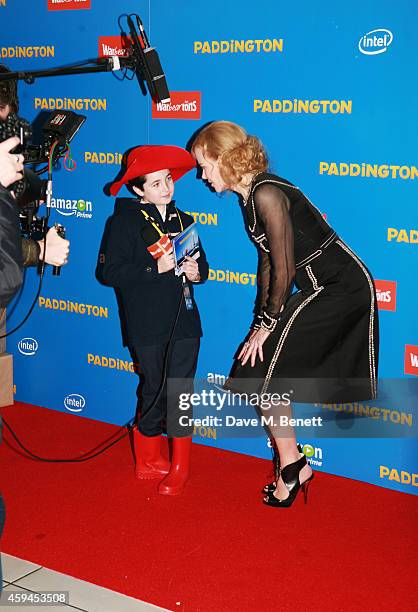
[261,449,280,494]
[263,453,314,508]
[262,444,302,494]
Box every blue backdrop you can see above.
[2,0,417,495]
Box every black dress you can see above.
[225,173,379,403]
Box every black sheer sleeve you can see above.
[252,249,270,329]
[253,182,295,332]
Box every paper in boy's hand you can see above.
[171,223,200,276]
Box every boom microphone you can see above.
[126,14,170,104]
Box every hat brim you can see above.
[109,146,196,196]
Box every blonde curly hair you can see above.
[191,121,268,187]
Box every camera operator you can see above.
[0,65,70,271]
[0,136,24,307]
[0,72,70,593]
[0,134,23,592]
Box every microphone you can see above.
[126,15,170,103]
[141,223,172,259]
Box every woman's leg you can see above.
[263,401,312,500]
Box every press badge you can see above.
[183,282,194,310]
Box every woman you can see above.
[103,145,209,495]
[191,121,378,508]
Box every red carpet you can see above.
[1,402,417,611]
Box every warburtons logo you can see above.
[50,196,93,219]
[359,29,393,55]
[194,39,283,54]
[64,394,86,413]
[404,345,418,376]
[0,1,7,7]
[18,338,38,356]
[152,92,201,120]
[48,0,91,10]
[84,151,122,165]
[374,280,397,311]
[320,162,418,180]
[98,35,132,58]
[254,99,352,115]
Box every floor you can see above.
[1,403,417,611]
[0,554,171,611]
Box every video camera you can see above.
[0,109,85,243]
[0,109,85,204]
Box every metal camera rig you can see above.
[0,109,85,241]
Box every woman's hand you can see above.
[183,256,200,282]
[238,327,271,367]
[157,247,175,273]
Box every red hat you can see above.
[109,145,196,196]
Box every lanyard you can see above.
[140,206,193,310]
[140,206,184,235]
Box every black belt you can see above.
[295,231,338,269]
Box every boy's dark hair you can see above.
[128,175,147,192]
[0,65,19,114]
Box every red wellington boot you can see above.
[158,437,192,495]
[133,428,170,479]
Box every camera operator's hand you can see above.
[38,226,70,266]
[0,137,24,188]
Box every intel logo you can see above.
[64,394,86,413]
[18,337,38,356]
[359,29,393,55]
